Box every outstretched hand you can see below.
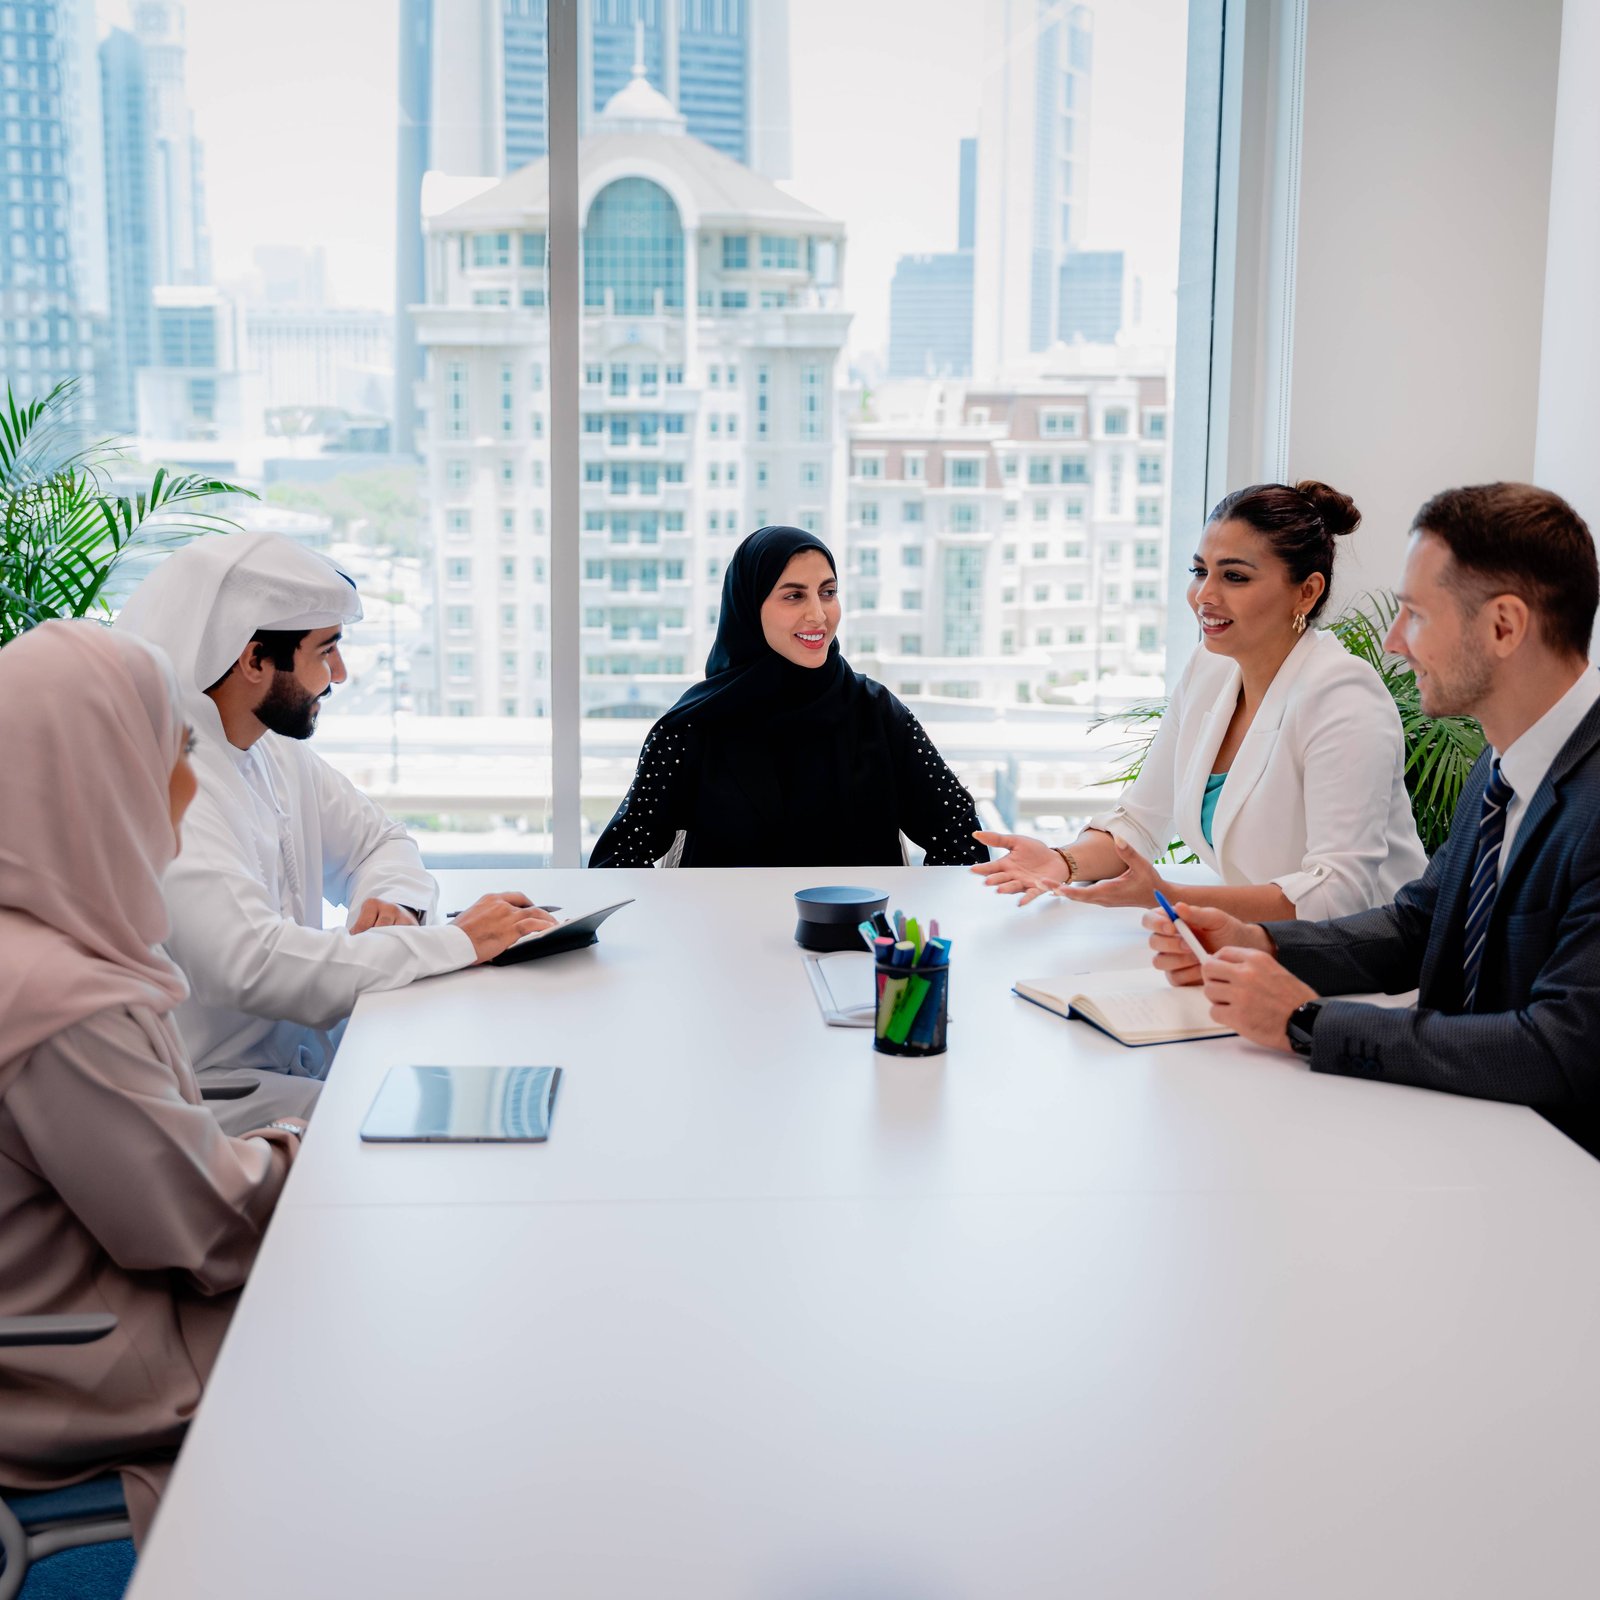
[969,830,1068,906]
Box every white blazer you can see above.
[1086,627,1428,919]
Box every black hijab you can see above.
[655,524,852,734]
[655,525,908,866]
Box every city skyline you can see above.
[95,0,1186,359]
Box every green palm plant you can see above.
[0,379,248,645]
[1092,592,1486,857]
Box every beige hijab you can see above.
[0,621,190,1090]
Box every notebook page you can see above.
[1087,983,1228,1040]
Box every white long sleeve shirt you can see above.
[163,732,475,1077]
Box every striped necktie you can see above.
[1462,760,1514,1011]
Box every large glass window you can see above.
[583,178,684,314]
[34,0,1207,867]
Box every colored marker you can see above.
[905,916,923,961]
[877,973,909,1034]
[887,974,931,1044]
[858,919,881,950]
[1153,890,1210,963]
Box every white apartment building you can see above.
[415,66,848,719]
[842,347,1170,711]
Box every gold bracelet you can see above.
[1052,847,1079,882]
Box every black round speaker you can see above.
[793,885,891,952]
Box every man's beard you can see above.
[1417,641,1493,719]
[255,676,326,740]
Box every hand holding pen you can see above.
[447,894,562,964]
[1141,895,1266,987]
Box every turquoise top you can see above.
[1200,771,1228,848]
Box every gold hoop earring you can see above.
[1291,612,1307,636]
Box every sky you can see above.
[98,0,1190,357]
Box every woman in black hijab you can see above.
[590,526,987,868]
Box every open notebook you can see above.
[1014,968,1235,1047]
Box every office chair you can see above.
[0,1317,133,1600]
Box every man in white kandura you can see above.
[117,532,555,1128]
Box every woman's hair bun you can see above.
[1294,479,1361,538]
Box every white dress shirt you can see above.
[1086,628,1429,919]
[162,732,475,1078]
[1495,666,1600,862]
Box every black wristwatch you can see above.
[1286,1000,1323,1058]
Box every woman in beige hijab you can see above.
[0,621,303,1544]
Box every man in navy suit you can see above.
[1148,483,1600,1156]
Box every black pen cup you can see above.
[872,958,950,1057]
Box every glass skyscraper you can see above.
[98,28,158,433]
[973,0,1094,377]
[1058,249,1124,345]
[0,0,105,414]
[887,141,977,378]
[505,0,771,171]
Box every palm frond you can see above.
[1333,592,1485,854]
[0,382,253,643]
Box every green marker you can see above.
[887,975,931,1044]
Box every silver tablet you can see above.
[359,1065,562,1143]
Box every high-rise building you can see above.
[0,0,106,411]
[887,142,977,379]
[137,286,262,445]
[972,0,1093,378]
[250,245,330,310]
[841,349,1170,711]
[97,27,158,433]
[1058,248,1124,344]
[416,68,846,719]
[132,0,211,287]
[394,0,792,454]
[957,135,977,252]
[246,309,394,412]
[887,255,974,379]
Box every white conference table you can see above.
[131,867,1600,1599]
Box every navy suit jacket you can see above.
[1266,696,1600,1158]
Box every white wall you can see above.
[1283,0,1564,609]
[1535,0,1600,539]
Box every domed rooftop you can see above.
[596,26,686,136]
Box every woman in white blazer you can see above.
[974,481,1428,922]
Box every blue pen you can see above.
[894,910,906,941]
[1153,890,1209,962]
[858,919,880,950]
